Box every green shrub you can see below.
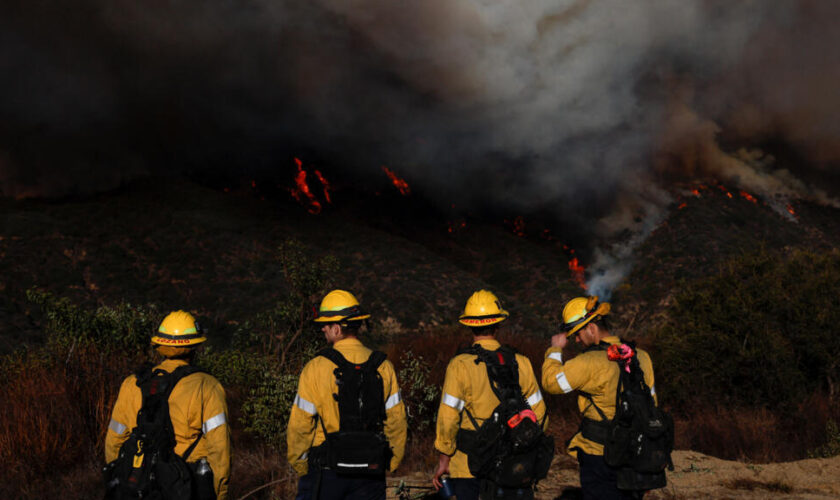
[651,248,840,410]
[198,347,302,450]
[240,369,299,450]
[26,288,159,355]
[398,350,440,434]
[233,239,337,370]
[808,419,840,458]
[197,347,272,389]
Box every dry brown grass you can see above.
[722,477,794,493]
[0,344,139,497]
[673,393,837,462]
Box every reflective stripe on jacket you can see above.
[434,338,547,478]
[285,337,408,476]
[105,358,232,500]
[541,335,656,458]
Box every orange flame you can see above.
[446,221,467,234]
[678,202,687,210]
[568,257,587,290]
[512,216,525,237]
[290,158,322,214]
[739,191,757,203]
[691,189,701,197]
[382,166,411,195]
[786,203,796,216]
[716,184,734,198]
[313,169,331,203]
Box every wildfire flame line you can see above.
[382,166,411,196]
[568,256,587,290]
[313,169,331,203]
[290,157,327,214]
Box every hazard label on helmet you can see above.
[463,317,501,325]
[158,338,193,345]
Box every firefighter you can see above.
[287,289,407,500]
[105,310,231,500]
[432,290,547,500]
[541,296,657,500]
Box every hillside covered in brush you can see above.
[3,175,840,351]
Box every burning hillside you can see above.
[3,0,840,277]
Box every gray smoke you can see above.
[2,0,840,289]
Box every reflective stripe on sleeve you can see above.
[442,393,466,412]
[300,451,309,461]
[547,352,563,363]
[555,372,574,393]
[385,391,402,411]
[202,413,227,434]
[650,386,656,397]
[294,394,318,415]
[108,419,127,435]
[527,389,543,408]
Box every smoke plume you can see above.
[2,0,840,290]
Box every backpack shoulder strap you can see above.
[168,364,203,384]
[318,347,350,368]
[583,341,610,354]
[580,391,609,422]
[456,344,479,357]
[133,363,155,387]
[364,350,387,371]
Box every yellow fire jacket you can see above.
[286,337,407,476]
[105,358,232,500]
[434,338,547,478]
[541,335,656,458]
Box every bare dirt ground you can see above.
[389,451,840,499]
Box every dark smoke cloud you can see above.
[2,0,840,289]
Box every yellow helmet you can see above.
[151,310,207,346]
[459,290,509,327]
[561,296,611,337]
[313,290,370,323]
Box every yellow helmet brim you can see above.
[313,313,371,323]
[459,310,509,327]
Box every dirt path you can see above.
[389,451,840,499]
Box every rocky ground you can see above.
[390,451,840,499]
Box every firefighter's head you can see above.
[152,310,206,358]
[313,290,369,344]
[561,296,611,346]
[459,290,509,337]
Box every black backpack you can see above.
[103,365,214,500]
[312,348,393,476]
[579,341,674,491]
[455,345,555,490]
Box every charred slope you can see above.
[614,185,840,333]
[0,177,580,351]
